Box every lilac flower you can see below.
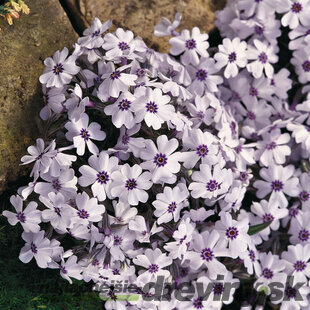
[73,192,105,225]
[189,164,233,200]
[287,122,310,154]
[110,163,152,206]
[78,18,112,49]
[39,47,80,88]
[3,195,41,233]
[214,37,248,78]
[97,62,137,99]
[253,165,299,208]
[139,135,182,184]
[188,57,223,94]
[270,68,292,99]
[108,200,137,225]
[34,168,77,200]
[239,247,262,276]
[58,255,83,284]
[65,113,106,156]
[185,229,228,279]
[19,231,53,268]
[246,39,278,78]
[78,152,119,201]
[291,43,310,83]
[169,27,209,66]
[102,28,137,60]
[154,12,181,37]
[40,86,66,120]
[297,173,310,210]
[215,212,251,258]
[289,211,310,245]
[276,0,310,29]
[238,0,276,19]
[288,24,310,50]
[152,183,189,224]
[104,91,137,129]
[132,87,175,130]
[133,248,172,285]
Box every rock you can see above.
[0,0,78,193]
[77,0,226,53]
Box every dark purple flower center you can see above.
[91,30,100,37]
[52,63,64,75]
[167,201,177,213]
[125,178,137,190]
[77,209,89,219]
[291,2,302,13]
[299,190,310,202]
[226,227,239,240]
[193,298,203,309]
[195,69,208,81]
[263,213,274,223]
[60,266,67,274]
[249,86,258,97]
[31,242,37,254]
[285,286,297,299]
[16,211,26,223]
[112,268,120,275]
[248,250,256,262]
[180,267,189,278]
[213,283,225,295]
[271,180,284,192]
[289,207,299,217]
[266,141,277,150]
[54,207,61,216]
[262,268,274,279]
[148,263,159,274]
[206,179,218,192]
[299,229,310,242]
[185,39,197,50]
[52,179,62,191]
[118,99,131,111]
[200,248,214,262]
[294,260,306,272]
[92,258,99,266]
[246,111,256,120]
[154,153,168,167]
[196,144,209,157]
[122,134,130,145]
[80,128,90,141]
[96,171,110,184]
[145,101,158,114]
[228,52,237,63]
[302,60,310,72]
[258,52,268,64]
[113,235,123,246]
[240,171,249,182]
[179,235,187,245]
[254,25,265,35]
[108,290,118,301]
[231,91,241,101]
[110,70,121,80]
[118,41,130,51]
[136,68,145,77]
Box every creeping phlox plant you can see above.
[4,0,310,308]
[0,0,29,28]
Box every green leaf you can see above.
[248,221,272,236]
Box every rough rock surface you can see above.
[0,0,77,193]
[77,0,226,53]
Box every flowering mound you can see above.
[4,1,310,309]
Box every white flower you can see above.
[152,183,189,224]
[78,152,119,201]
[3,195,41,233]
[59,255,83,284]
[214,37,248,78]
[169,27,209,66]
[246,39,278,78]
[65,113,106,156]
[39,47,80,88]
[139,135,182,184]
[110,163,152,206]
[189,164,233,200]
[154,12,181,37]
[132,87,175,130]
[291,43,310,83]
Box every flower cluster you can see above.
[4,1,310,308]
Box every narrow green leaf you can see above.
[248,221,272,236]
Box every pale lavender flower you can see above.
[169,27,209,66]
[154,12,181,37]
[39,47,80,88]
[291,43,310,83]
[59,255,83,284]
[3,195,41,233]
